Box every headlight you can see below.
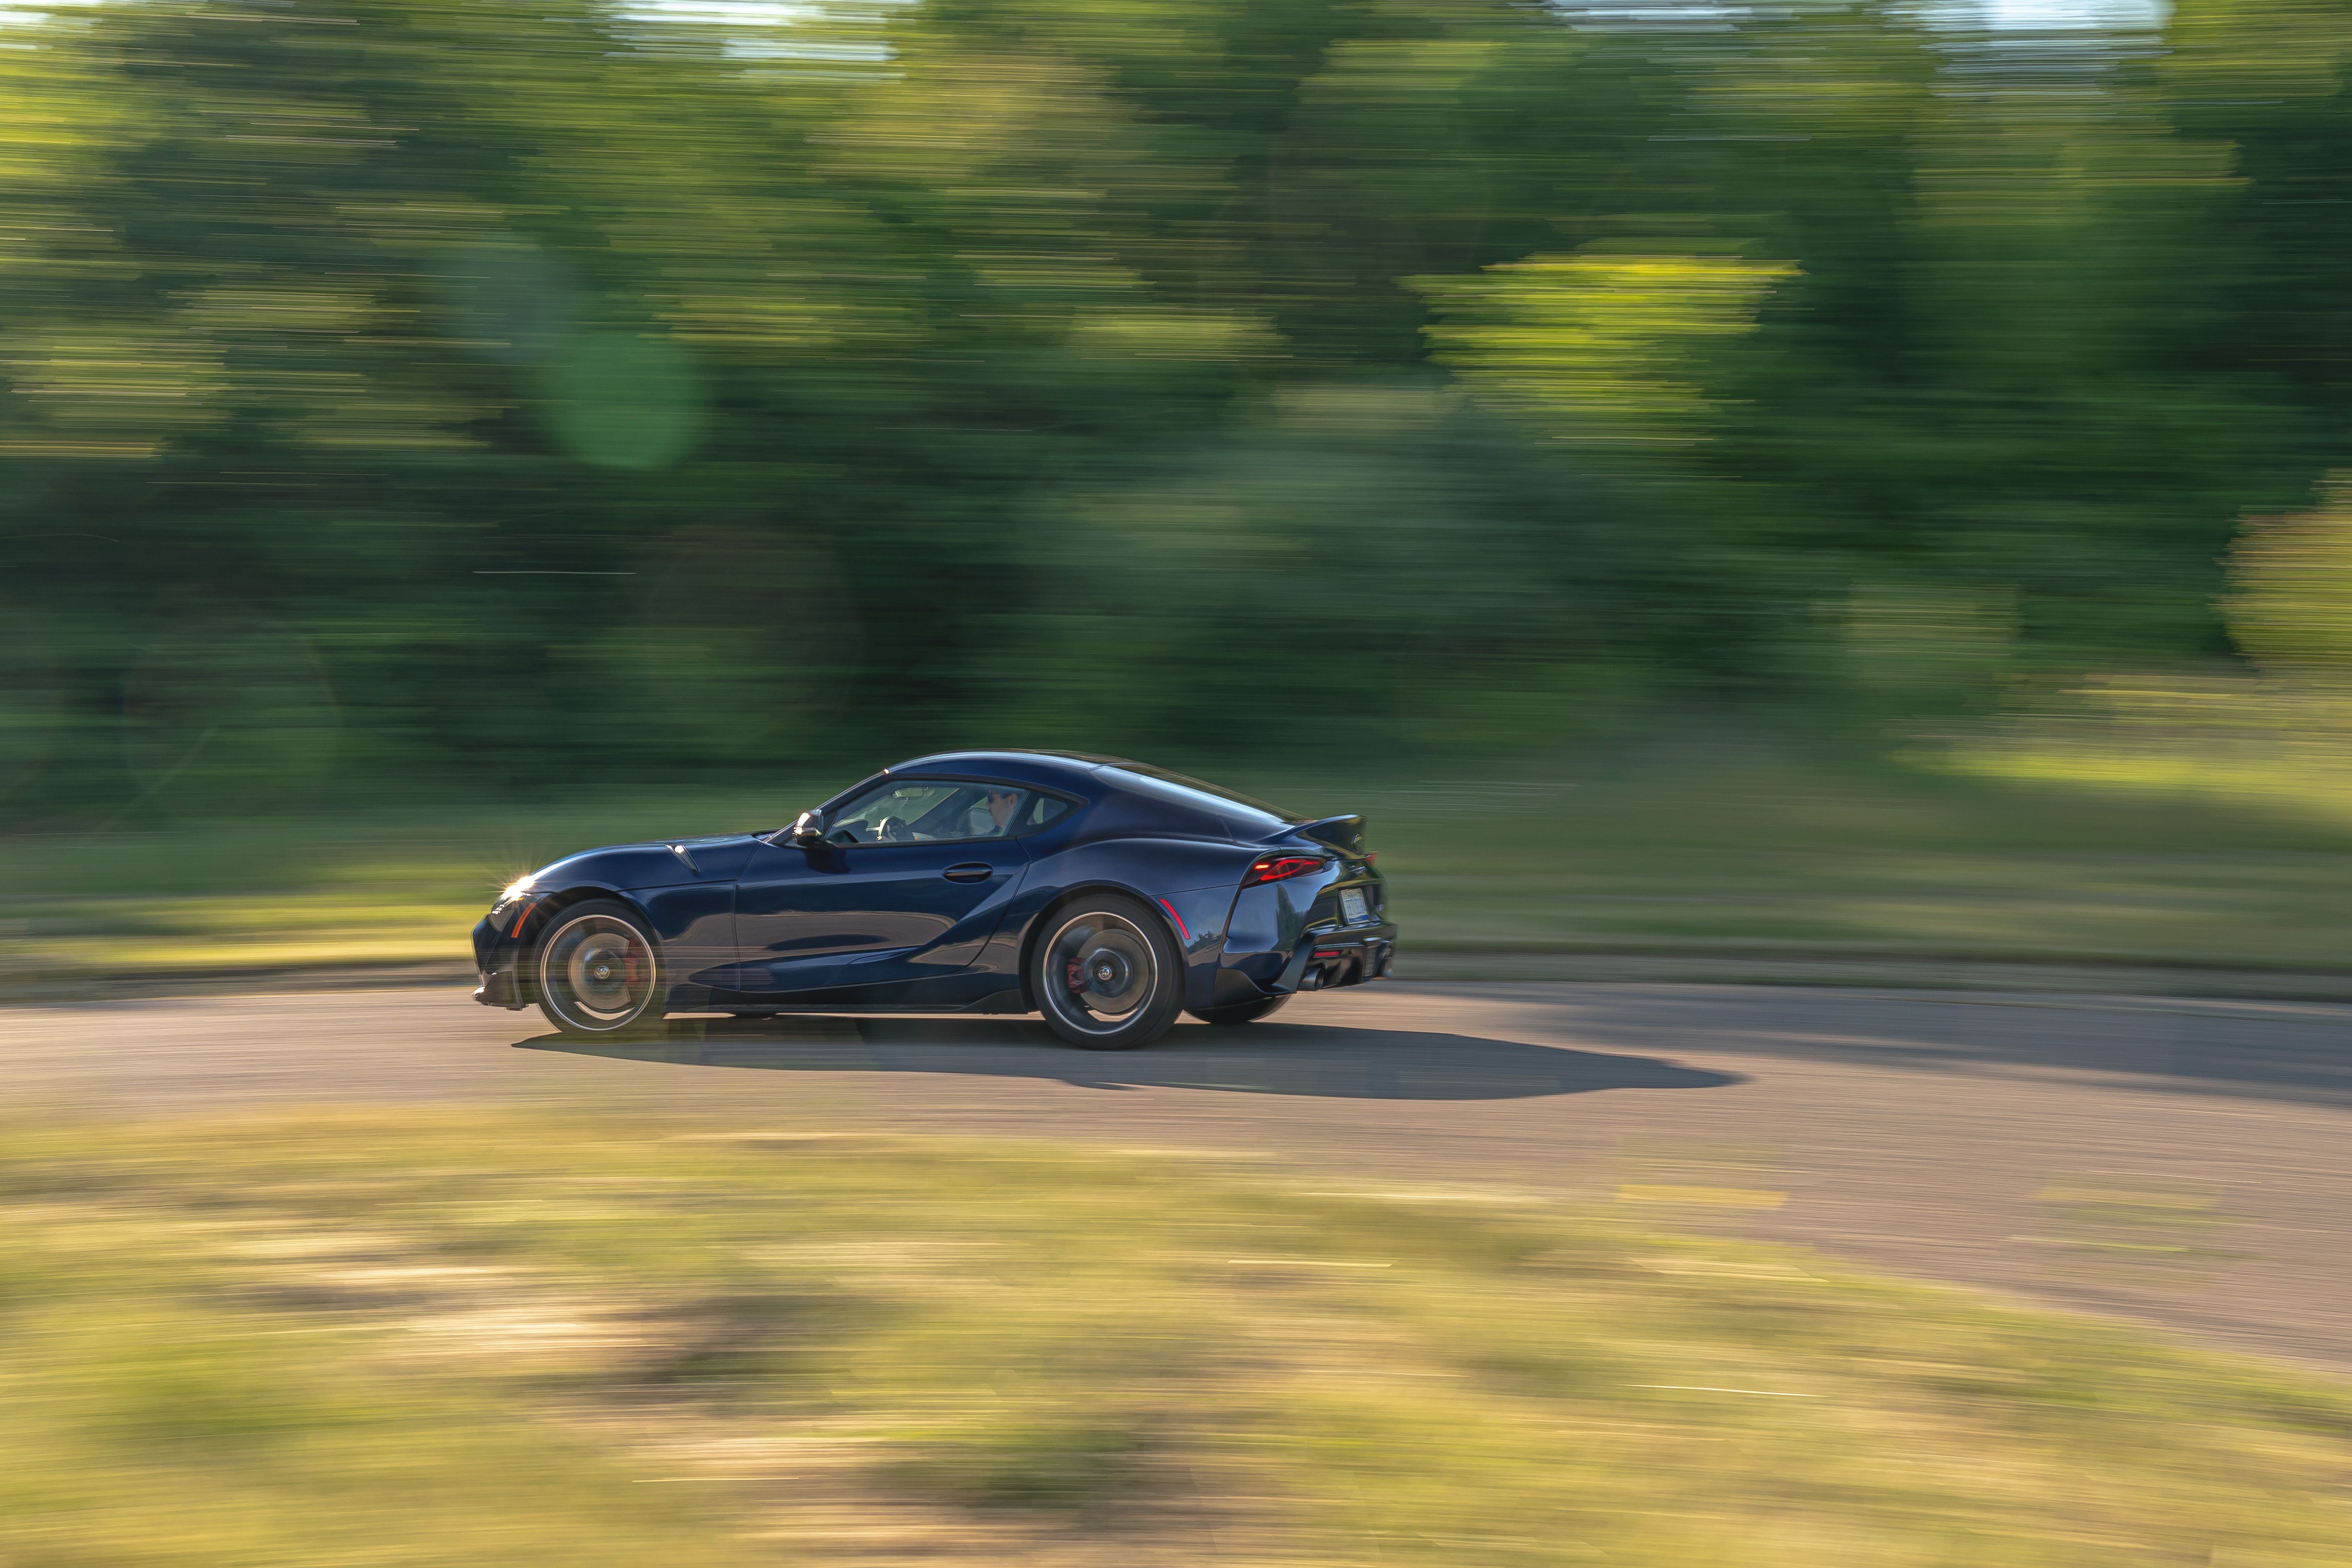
[499,875,537,905]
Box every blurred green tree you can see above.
[0,0,2341,815]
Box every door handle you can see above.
[942,863,994,883]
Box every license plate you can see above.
[1340,887,1369,924]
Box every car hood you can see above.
[524,832,763,894]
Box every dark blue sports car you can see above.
[473,750,1395,1049]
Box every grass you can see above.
[3,1107,2352,1566]
[12,737,2352,991]
[1325,753,2352,974]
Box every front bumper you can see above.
[474,965,526,1009]
[472,914,529,1010]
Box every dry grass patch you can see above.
[1,1109,2351,1565]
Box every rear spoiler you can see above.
[1273,814,1366,855]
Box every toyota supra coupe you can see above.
[473,750,1395,1049]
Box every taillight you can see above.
[1243,854,1327,886]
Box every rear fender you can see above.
[1007,879,1233,1013]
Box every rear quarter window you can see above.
[1020,795,1075,832]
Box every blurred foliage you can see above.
[4,0,2352,815]
[8,1108,2352,1565]
[2227,481,2352,678]
[1949,481,2352,805]
[1417,253,1798,450]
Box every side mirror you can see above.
[789,808,828,845]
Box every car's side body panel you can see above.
[471,749,1394,1021]
[639,882,742,985]
[726,833,1032,994]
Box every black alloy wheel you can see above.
[1186,995,1289,1027]
[1034,894,1184,1050]
[534,899,666,1038]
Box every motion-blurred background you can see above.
[20,6,2352,1559]
[8,0,2352,987]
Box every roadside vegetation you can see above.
[4,1108,2351,1566]
[13,739,2352,993]
[11,0,2352,862]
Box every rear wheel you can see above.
[534,900,665,1038]
[1033,895,1183,1050]
[1187,995,1289,1027]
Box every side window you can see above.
[826,781,1031,844]
[1022,795,1074,831]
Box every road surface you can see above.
[6,981,2350,1371]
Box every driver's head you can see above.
[987,789,1020,827]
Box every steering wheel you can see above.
[875,815,913,842]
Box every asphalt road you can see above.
[6,981,2351,1372]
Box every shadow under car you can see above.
[513,1014,1744,1102]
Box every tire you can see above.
[1033,894,1185,1050]
[1186,995,1289,1027]
[534,899,667,1039]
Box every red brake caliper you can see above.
[1065,957,1085,992]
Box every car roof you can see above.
[887,748,1303,823]
[884,749,1116,790]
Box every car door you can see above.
[730,781,1034,995]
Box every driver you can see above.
[962,788,1021,838]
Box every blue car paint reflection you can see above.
[472,748,1394,1024]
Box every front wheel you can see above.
[1187,995,1289,1027]
[1033,895,1184,1050]
[534,900,666,1038]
